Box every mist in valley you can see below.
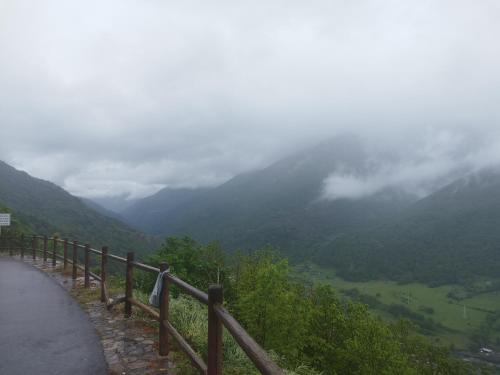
[2,1,500,372]
[0,0,499,208]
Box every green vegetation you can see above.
[2,218,492,373]
[4,153,500,372]
[0,161,160,257]
[136,236,226,294]
[302,262,500,350]
[315,169,500,287]
[136,237,485,374]
[121,136,416,259]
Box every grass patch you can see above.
[299,262,500,349]
[72,286,101,304]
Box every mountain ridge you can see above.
[0,161,159,256]
[119,136,418,257]
[315,167,500,285]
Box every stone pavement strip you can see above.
[15,255,177,375]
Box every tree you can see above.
[233,248,308,364]
[138,236,227,295]
[305,284,413,375]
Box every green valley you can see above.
[300,263,500,350]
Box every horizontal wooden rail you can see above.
[129,298,160,320]
[47,237,102,257]
[214,304,285,375]
[164,320,207,374]
[130,261,160,273]
[88,247,102,255]
[166,274,209,304]
[89,270,102,282]
[107,296,126,309]
[107,253,127,263]
[1,233,284,375]
[64,258,85,271]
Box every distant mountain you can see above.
[90,195,138,213]
[122,136,417,257]
[121,187,212,233]
[0,161,159,256]
[316,167,500,285]
[80,197,125,221]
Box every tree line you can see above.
[138,236,487,374]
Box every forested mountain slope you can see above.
[80,197,127,221]
[316,167,500,285]
[121,136,417,257]
[122,187,212,233]
[0,161,159,255]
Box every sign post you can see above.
[0,213,11,235]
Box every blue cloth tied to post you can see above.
[149,269,169,307]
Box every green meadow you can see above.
[298,263,500,349]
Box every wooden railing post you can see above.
[63,239,68,269]
[0,232,283,373]
[72,241,78,280]
[52,236,57,266]
[208,285,224,375]
[43,235,48,262]
[32,235,36,260]
[20,234,24,259]
[159,262,170,356]
[125,252,134,318]
[84,244,90,288]
[100,247,108,302]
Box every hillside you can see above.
[120,136,417,257]
[316,167,500,285]
[122,187,212,233]
[80,197,125,221]
[0,161,159,256]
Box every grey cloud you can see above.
[321,130,500,201]
[0,0,499,199]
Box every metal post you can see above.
[159,262,170,356]
[125,252,134,318]
[208,285,224,375]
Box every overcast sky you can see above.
[1,0,499,201]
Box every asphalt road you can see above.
[0,257,107,375]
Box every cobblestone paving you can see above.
[12,255,176,375]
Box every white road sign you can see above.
[0,213,11,226]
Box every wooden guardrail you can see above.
[0,234,284,375]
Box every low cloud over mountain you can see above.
[1,1,499,201]
[322,130,500,201]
